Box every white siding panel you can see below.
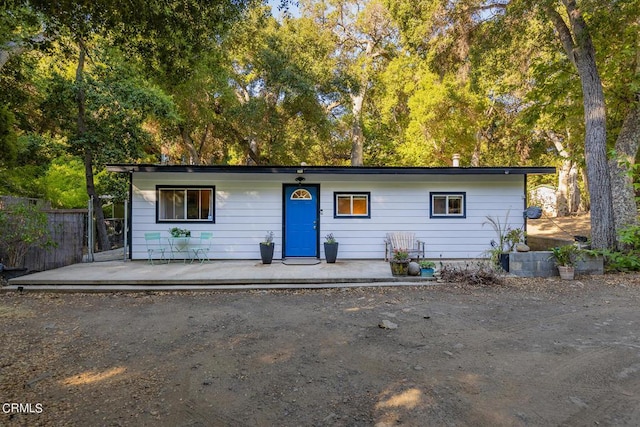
[130,172,526,260]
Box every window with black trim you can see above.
[334,192,370,218]
[430,192,466,218]
[157,186,215,222]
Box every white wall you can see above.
[131,172,525,261]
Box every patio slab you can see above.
[4,259,436,291]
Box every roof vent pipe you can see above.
[452,154,461,167]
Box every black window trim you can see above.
[430,191,466,218]
[156,185,216,223]
[334,191,371,219]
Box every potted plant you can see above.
[260,231,275,264]
[483,212,524,272]
[550,244,583,280]
[419,260,436,277]
[169,227,191,238]
[505,228,525,252]
[324,233,339,263]
[0,201,54,279]
[168,227,191,254]
[390,248,411,276]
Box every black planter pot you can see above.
[499,252,510,272]
[324,242,339,263]
[260,243,275,264]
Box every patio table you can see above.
[168,237,192,263]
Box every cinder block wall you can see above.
[509,251,603,277]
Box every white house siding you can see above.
[130,172,526,261]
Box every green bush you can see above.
[594,225,640,272]
[0,201,55,267]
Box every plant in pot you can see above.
[260,231,275,264]
[550,244,583,280]
[0,201,55,279]
[419,260,436,277]
[483,212,524,272]
[169,227,191,238]
[390,248,411,276]
[505,228,526,252]
[324,233,339,263]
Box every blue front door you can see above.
[284,185,319,257]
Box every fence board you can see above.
[1,196,87,272]
[23,210,87,271]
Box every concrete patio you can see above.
[4,257,437,292]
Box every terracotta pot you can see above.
[558,265,575,280]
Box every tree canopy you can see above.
[1,0,639,250]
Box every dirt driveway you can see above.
[2,275,640,426]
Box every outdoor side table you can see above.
[168,237,191,263]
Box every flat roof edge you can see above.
[106,164,555,175]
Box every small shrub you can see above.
[439,262,504,287]
[596,249,640,272]
[0,201,55,267]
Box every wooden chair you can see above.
[191,232,213,264]
[144,232,168,264]
[385,232,425,261]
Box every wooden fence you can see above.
[24,209,87,271]
[1,197,87,271]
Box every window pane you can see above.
[159,190,172,219]
[337,196,351,215]
[187,190,200,219]
[158,187,214,222]
[448,196,462,214]
[433,196,446,215]
[173,191,185,219]
[352,196,368,215]
[160,189,185,219]
[200,190,212,220]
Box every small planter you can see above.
[420,267,435,277]
[260,243,274,264]
[324,242,339,263]
[390,260,410,276]
[498,253,510,272]
[558,265,575,280]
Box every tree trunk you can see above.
[608,30,640,241]
[0,42,27,71]
[548,130,580,216]
[350,90,365,166]
[609,103,640,234]
[546,1,616,249]
[568,162,580,213]
[76,39,110,252]
[556,158,571,217]
[179,125,201,165]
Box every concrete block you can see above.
[508,251,604,278]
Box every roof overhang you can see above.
[106,164,555,176]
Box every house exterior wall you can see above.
[130,172,526,261]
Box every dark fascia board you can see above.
[106,164,555,175]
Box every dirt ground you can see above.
[1,274,640,426]
[527,213,591,240]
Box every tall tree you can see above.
[302,0,397,166]
[542,0,615,249]
[387,0,620,249]
[14,0,250,250]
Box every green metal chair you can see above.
[145,232,168,264]
[191,232,213,264]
